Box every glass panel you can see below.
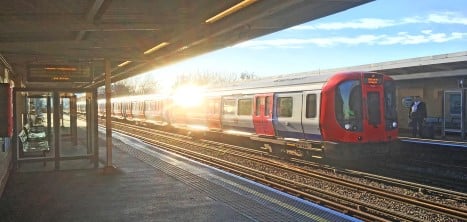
[255,98,261,116]
[223,99,236,115]
[238,99,252,116]
[15,92,54,167]
[335,80,362,131]
[265,96,270,116]
[384,80,398,129]
[277,97,293,117]
[367,92,381,125]
[444,92,462,131]
[306,94,317,118]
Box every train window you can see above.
[238,99,252,115]
[335,80,362,131]
[277,97,293,117]
[255,98,261,116]
[306,94,317,118]
[265,96,270,116]
[367,92,381,125]
[223,99,236,115]
[384,80,397,127]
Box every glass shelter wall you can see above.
[14,89,98,170]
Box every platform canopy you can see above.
[0,0,372,89]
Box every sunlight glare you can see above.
[172,85,205,107]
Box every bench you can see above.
[23,124,47,140]
[18,124,50,166]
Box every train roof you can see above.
[207,71,379,94]
[211,72,332,92]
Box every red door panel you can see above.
[363,86,387,142]
[253,93,275,136]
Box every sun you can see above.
[172,84,205,107]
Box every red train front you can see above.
[320,72,398,159]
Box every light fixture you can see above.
[205,0,258,24]
[143,42,170,55]
[117,61,132,67]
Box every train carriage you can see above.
[143,96,169,126]
[104,71,398,160]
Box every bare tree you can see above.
[172,71,242,88]
[116,70,256,95]
[240,72,258,80]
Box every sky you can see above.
[139,0,467,84]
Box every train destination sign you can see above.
[363,73,383,85]
[27,64,92,82]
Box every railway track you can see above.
[373,159,467,192]
[102,121,467,221]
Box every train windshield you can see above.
[335,79,362,131]
[384,80,398,129]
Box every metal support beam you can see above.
[105,59,113,169]
[92,90,99,168]
[53,91,60,170]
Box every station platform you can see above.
[0,130,358,222]
[398,128,467,149]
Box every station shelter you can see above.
[1,51,467,196]
[12,89,99,169]
[0,63,105,186]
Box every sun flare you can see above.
[172,85,205,107]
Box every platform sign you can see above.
[27,64,92,82]
[401,96,413,108]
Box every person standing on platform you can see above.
[409,96,427,137]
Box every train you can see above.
[78,71,399,160]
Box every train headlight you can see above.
[344,123,352,130]
[392,121,398,128]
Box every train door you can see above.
[186,100,207,127]
[131,101,136,120]
[253,94,275,136]
[125,101,133,120]
[221,95,254,133]
[113,102,123,119]
[144,100,153,122]
[273,92,304,139]
[136,101,142,120]
[301,91,321,140]
[98,101,105,118]
[236,95,255,133]
[361,74,387,142]
[221,96,237,131]
[206,97,222,131]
